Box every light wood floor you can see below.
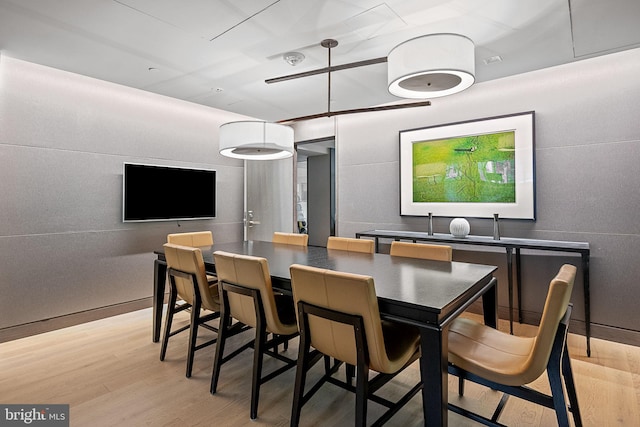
[1,308,638,426]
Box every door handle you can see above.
[245,210,260,228]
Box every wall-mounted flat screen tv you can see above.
[123,163,216,222]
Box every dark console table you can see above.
[355,229,592,356]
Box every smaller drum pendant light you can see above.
[219,121,294,160]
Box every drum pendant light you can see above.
[219,121,294,160]
[388,33,475,99]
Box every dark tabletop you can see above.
[175,240,497,323]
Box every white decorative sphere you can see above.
[450,218,470,238]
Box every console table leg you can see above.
[506,248,514,334]
[515,248,522,323]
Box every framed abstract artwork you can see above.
[399,111,535,219]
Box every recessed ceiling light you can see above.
[283,52,305,66]
[483,55,503,65]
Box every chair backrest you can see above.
[163,243,219,311]
[522,264,576,383]
[167,231,214,247]
[290,264,398,374]
[327,236,374,254]
[390,241,452,262]
[213,251,292,335]
[272,232,308,246]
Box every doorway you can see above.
[296,137,335,247]
[244,158,294,241]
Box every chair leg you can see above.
[562,346,583,427]
[547,353,571,427]
[250,327,266,419]
[346,363,355,386]
[355,360,369,427]
[185,298,201,378]
[210,308,230,394]
[291,325,312,427]
[160,288,177,361]
[273,333,290,352]
[458,371,465,396]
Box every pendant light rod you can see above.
[273,38,433,123]
[322,39,337,114]
[265,56,387,84]
[277,100,431,124]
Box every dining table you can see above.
[153,240,498,426]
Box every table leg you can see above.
[582,253,591,357]
[153,258,167,343]
[482,277,499,329]
[419,326,448,426]
[505,247,514,334]
[417,278,497,426]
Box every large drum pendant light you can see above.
[219,121,294,160]
[388,33,475,99]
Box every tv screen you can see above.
[123,163,216,222]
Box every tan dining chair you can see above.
[326,236,375,384]
[447,264,582,427]
[167,231,214,247]
[167,231,217,282]
[161,243,221,378]
[389,240,452,261]
[272,231,309,246]
[289,264,422,427]
[210,251,298,420]
[327,236,374,253]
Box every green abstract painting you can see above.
[412,131,516,203]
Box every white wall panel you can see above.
[0,56,246,330]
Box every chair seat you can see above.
[381,320,420,373]
[448,317,535,386]
[206,282,221,306]
[274,294,297,333]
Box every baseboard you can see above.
[585,323,640,347]
[4,296,639,348]
[466,305,640,348]
[0,298,155,344]
[520,309,640,346]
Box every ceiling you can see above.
[1,0,639,122]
